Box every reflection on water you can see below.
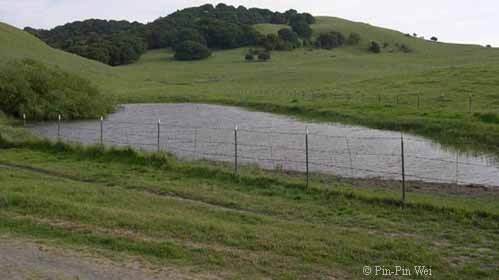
[29,104,499,187]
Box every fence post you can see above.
[305,127,309,187]
[100,116,104,145]
[400,133,406,203]
[194,128,198,158]
[234,125,238,176]
[57,114,61,139]
[345,136,354,177]
[23,113,26,127]
[157,119,161,152]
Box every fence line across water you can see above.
[26,114,499,203]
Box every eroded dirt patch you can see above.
[0,237,222,280]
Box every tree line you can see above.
[25,4,316,64]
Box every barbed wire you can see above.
[26,118,499,187]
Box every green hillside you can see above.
[1,15,499,279]
[2,18,499,153]
[0,23,113,83]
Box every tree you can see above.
[369,41,381,53]
[173,41,212,60]
[277,28,300,49]
[245,53,254,61]
[346,33,361,45]
[175,28,207,47]
[278,28,298,42]
[261,34,281,51]
[290,20,312,39]
[258,51,271,61]
[486,44,492,48]
[430,36,438,42]
[315,32,345,49]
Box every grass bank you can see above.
[0,119,498,279]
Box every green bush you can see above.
[258,51,271,61]
[0,59,113,120]
[173,40,212,60]
[245,53,255,61]
[346,33,361,45]
[369,41,381,53]
[315,32,345,49]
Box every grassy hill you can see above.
[2,18,499,153]
[1,17,499,279]
[0,22,113,85]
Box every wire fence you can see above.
[237,90,499,113]
[26,114,499,201]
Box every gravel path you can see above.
[0,238,220,280]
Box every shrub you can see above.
[258,51,271,61]
[486,44,492,48]
[398,44,412,53]
[346,33,361,45]
[0,59,113,120]
[173,40,212,60]
[315,32,345,49]
[290,20,312,39]
[431,36,438,42]
[278,28,300,49]
[261,34,281,51]
[245,53,254,61]
[369,41,381,53]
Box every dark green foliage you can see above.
[277,28,300,49]
[27,5,315,63]
[25,19,146,66]
[383,42,390,48]
[315,32,345,49]
[346,33,361,45]
[369,41,381,53]
[431,36,438,42]
[245,49,270,61]
[173,41,211,60]
[174,28,207,46]
[258,51,271,61]
[0,59,112,120]
[245,53,255,61]
[261,34,281,51]
[486,45,492,48]
[290,20,312,39]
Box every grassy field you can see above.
[0,119,498,278]
[2,18,499,153]
[1,16,499,278]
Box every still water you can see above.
[29,104,499,187]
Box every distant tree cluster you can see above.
[314,32,360,50]
[25,4,316,63]
[174,41,211,60]
[25,19,146,66]
[259,28,302,51]
[244,48,271,61]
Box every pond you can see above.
[29,103,499,187]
